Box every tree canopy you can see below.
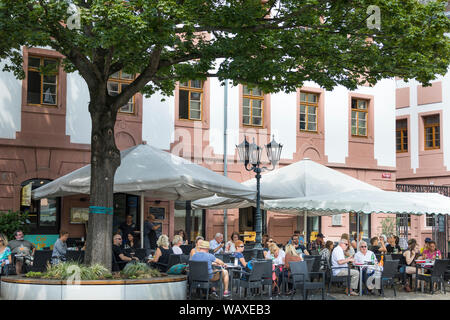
[1,0,449,269]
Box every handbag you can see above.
[167,263,187,275]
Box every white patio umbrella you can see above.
[32,143,256,247]
[191,158,381,237]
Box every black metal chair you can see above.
[65,250,84,263]
[188,260,223,300]
[325,256,351,296]
[234,261,265,298]
[260,260,273,298]
[289,260,325,300]
[30,250,52,272]
[180,254,190,264]
[415,259,449,294]
[180,245,193,255]
[380,260,399,297]
[134,248,146,261]
[243,249,256,262]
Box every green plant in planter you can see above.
[0,210,29,240]
[121,262,161,279]
[25,271,43,278]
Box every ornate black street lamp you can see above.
[236,135,283,249]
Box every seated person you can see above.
[112,234,139,271]
[0,234,12,275]
[231,240,247,268]
[422,240,441,260]
[263,238,274,259]
[123,233,139,254]
[190,236,204,258]
[368,236,387,255]
[51,231,69,265]
[331,239,359,296]
[307,233,325,254]
[320,241,334,270]
[401,239,421,292]
[190,240,231,298]
[385,234,402,254]
[291,235,309,257]
[171,235,183,255]
[209,233,224,255]
[268,243,285,265]
[354,241,380,294]
[8,230,35,275]
[340,233,354,257]
[284,244,302,271]
[225,232,240,253]
[420,238,431,255]
[147,235,172,271]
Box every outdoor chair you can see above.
[180,245,193,255]
[153,254,181,272]
[112,253,128,272]
[385,255,392,261]
[30,250,52,272]
[66,250,84,263]
[234,261,265,299]
[308,255,322,280]
[243,249,256,262]
[134,248,146,261]
[415,259,449,294]
[188,260,223,300]
[325,256,351,296]
[379,260,399,297]
[260,259,273,298]
[289,261,325,300]
[180,254,190,264]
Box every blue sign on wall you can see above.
[24,234,59,250]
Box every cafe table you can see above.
[225,262,242,296]
[353,262,377,296]
[415,259,435,293]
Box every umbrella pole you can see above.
[140,193,144,249]
[304,210,307,243]
[356,212,359,251]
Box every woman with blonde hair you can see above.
[147,234,171,271]
[190,235,204,257]
[171,234,184,255]
[0,234,12,275]
[284,244,302,270]
[269,243,285,265]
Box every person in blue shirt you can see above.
[51,230,69,265]
[232,240,247,268]
[191,240,230,297]
[209,233,224,255]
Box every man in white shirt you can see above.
[209,233,224,255]
[331,238,359,296]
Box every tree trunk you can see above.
[84,91,120,270]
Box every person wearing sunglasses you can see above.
[232,240,248,268]
[331,239,359,296]
[354,240,380,294]
[263,238,275,259]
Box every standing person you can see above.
[0,234,12,275]
[8,230,35,275]
[331,238,360,296]
[172,235,184,255]
[401,239,421,292]
[422,240,442,260]
[190,236,204,257]
[190,240,231,298]
[147,214,161,250]
[225,232,240,253]
[209,233,224,255]
[119,214,138,245]
[307,233,325,254]
[51,231,69,265]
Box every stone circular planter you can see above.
[0,275,187,300]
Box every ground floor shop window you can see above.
[349,212,371,239]
[238,207,267,236]
[174,201,205,242]
[20,179,59,235]
[112,193,140,236]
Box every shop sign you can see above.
[382,173,391,179]
[24,234,59,250]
